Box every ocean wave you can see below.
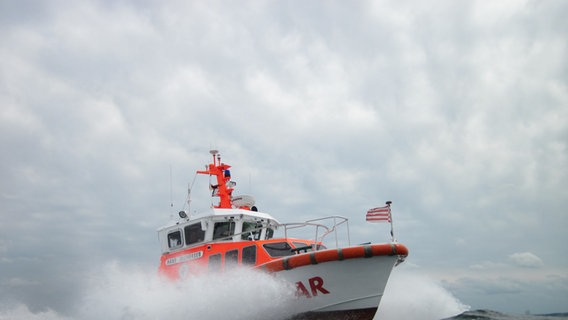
[444,309,568,320]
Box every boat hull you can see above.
[287,308,377,320]
[259,244,406,320]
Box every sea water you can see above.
[0,262,565,320]
[444,310,568,320]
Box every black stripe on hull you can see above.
[287,307,378,320]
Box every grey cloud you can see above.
[509,252,544,268]
[1,0,567,316]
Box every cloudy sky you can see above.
[1,0,567,318]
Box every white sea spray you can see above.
[1,261,297,320]
[378,269,470,320]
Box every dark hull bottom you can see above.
[288,307,378,320]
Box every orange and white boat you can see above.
[157,150,408,320]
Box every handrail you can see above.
[171,216,351,252]
[308,216,350,249]
[278,215,350,249]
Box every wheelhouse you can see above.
[157,208,280,254]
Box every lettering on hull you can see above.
[165,251,203,266]
[295,276,330,298]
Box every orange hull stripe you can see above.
[257,243,408,273]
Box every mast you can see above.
[196,150,234,208]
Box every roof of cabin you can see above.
[157,207,280,232]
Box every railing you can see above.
[179,216,351,250]
[279,215,350,250]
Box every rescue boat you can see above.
[157,150,408,320]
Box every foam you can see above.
[378,269,470,320]
[77,262,297,320]
[1,262,297,320]
[1,263,469,320]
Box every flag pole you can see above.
[386,201,396,242]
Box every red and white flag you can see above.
[366,205,391,223]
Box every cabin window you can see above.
[185,223,205,245]
[242,245,256,265]
[241,222,261,240]
[167,230,183,249]
[265,228,274,240]
[292,242,313,253]
[213,222,235,240]
[226,249,238,266]
[209,253,222,272]
[263,242,293,257]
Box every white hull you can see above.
[274,254,399,320]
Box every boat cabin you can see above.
[157,208,325,279]
[157,208,280,254]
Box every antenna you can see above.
[169,165,174,210]
[187,172,198,216]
